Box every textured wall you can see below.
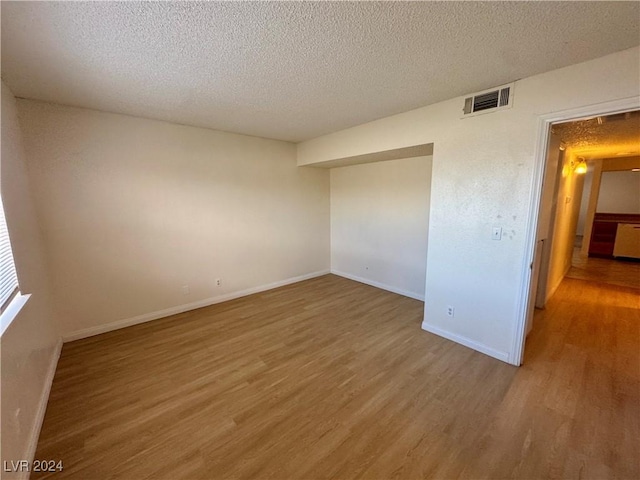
[1,83,60,477]
[297,46,640,362]
[576,167,594,236]
[546,151,585,303]
[17,101,330,337]
[330,156,432,299]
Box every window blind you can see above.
[0,196,19,312]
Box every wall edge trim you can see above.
[421,321,511,364]
[22,336,63,479]
[331,269,425,301]
[62,270,330,342]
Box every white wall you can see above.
[533,131,562,308]
[545,151,585,303]
[597,170,640,213]
[17,100,330,338]
[330,156,432,300]
[576,165,594,235]
[1,83,60,477]
[297,46,640,363]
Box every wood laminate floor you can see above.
[33,274,639,479]
[567,246,640,290]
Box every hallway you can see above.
[566,245,640,290]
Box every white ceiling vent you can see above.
[462,82,514,118]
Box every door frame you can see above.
[510,96,640,366]
[534,133,565,309]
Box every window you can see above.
[0,194,30,337]
[0,195,19,314]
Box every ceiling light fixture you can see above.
[574,158,588,175]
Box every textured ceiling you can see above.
[1,1,639,142]
[553,111,640,160]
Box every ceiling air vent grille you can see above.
[499,86,510,107]
[473,90,499,111]
[462,82,514,118]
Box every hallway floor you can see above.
[566,246,640,290]
[524,276,639,478]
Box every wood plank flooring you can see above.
[33,274,639,479]
[567,246,640,290]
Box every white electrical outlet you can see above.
[447,306,455,317]
[216,278,221,286]
[182,285,190,295]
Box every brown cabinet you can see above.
[589,213,640,258]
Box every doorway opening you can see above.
[535,110,640,309]
[514,98,640,365]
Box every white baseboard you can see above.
[62,270,330,342]
[544,261,572,306]
[21,337,63,480]
[421,321,511,364]
[331,270,425,301]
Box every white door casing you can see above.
[510,96,640,366]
